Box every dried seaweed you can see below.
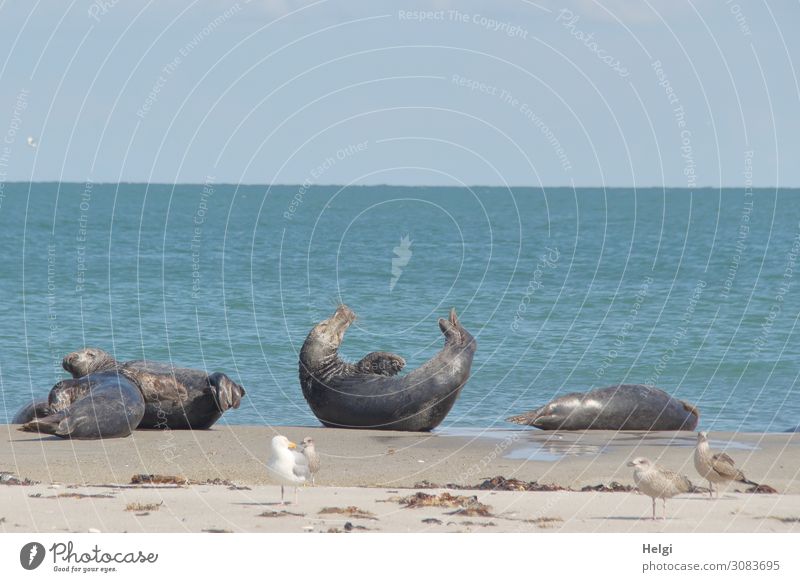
[128,474,249,490]
[125,502,163,512]
[421,518,443,525]
[413,480,461,489]
[327,522,372,533]
[769,516,800,523]
[31,492,114,500]
[745,484,778,494]
[524,516,564,528]
[446,505,493,517]
[581,482,635,493]
[390,492,494,517]
[413,476,567,492]
[258,510,305,518]
[476,476,567,492]
[130,474,188,486]
[58,492,115,499]
[318,506,377,520]
[0,472,38,486]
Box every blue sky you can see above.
[0,0,798,186]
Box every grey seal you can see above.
[299,305,477,431]
[506,384,699,431]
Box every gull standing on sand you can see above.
[694,431,758,498]
[299,436,320,485]
[266,435,310,504]
[628,457,693,520]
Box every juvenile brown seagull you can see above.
[299,436,320,485]
[694,431,758,498]
[628,457,693,520]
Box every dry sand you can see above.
[2,425,798,533]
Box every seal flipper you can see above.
[11,398,52,424]
[506,412,561,430]
[354,352,406,376]
[20,372,144,439]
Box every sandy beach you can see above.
[2,425,798,533]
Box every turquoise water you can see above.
[0,184,798,432]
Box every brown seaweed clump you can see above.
[318,506,377,520]
[390,492,493,517]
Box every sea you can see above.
[0,184,798,432]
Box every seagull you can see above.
[694,431,758,498]
[266,435,310,505]
[628,457,693,520]
[26,136,37,148]
[299,436,320,485]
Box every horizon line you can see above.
[1,182,796,190]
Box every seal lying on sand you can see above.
[299,305,476,431]
[506,384,699,431]
[17,348,245,439]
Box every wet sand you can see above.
[2,425,799,532]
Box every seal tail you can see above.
[506,412,554,427]
[506,412,534,425]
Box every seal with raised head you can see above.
[506,384,699,431]
[18,348,245,439]
[299,304,477,431]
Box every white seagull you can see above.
[26,136,37,148]
[266,435,310,505]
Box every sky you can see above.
[0,0,798,187]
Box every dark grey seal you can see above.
[506,384,699,431]
[299,305,477,431]
[20,370,145,439]
[18,348,245,439]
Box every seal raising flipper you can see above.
[21,372,145,439]
[354,352,406,376]
[299,305,476,431]
[507,385,699,431]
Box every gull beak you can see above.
[287,442,297,449]
[626,461,636,467]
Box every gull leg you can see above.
[708,481,713,498]
[662,498,667,520]
[281,485,285,505]
[651,497,656,520]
